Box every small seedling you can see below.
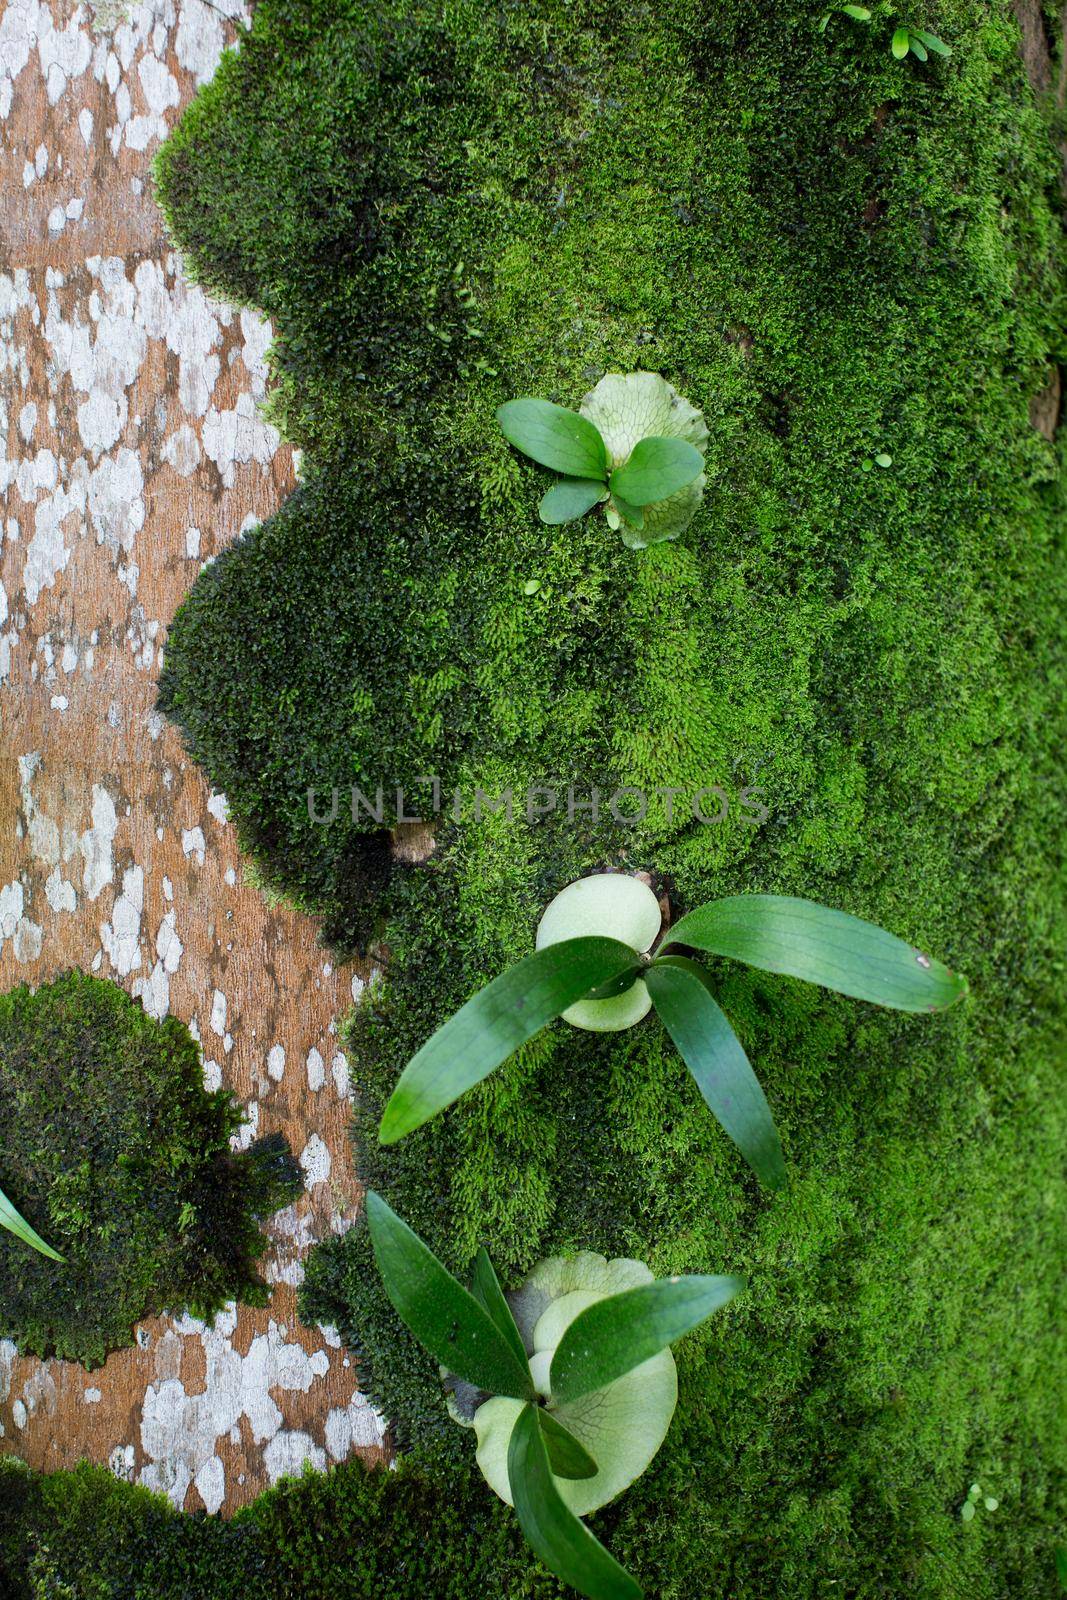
[862,452,893,471]
[0,1181,63,1261]
[497,372,708,548]
[891,24,951,61]
[817,5,872,32]
[960,1481,999,1521]
[379,874,967,1189]
[366,1189,743,1600]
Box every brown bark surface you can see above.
[0,0,386,1513]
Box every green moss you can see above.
[154,0,1065,1594]
[0,1453,564,1600]
[0,974,301,1365]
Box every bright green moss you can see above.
[0,975,301,1365]
[154,0,1066,1594]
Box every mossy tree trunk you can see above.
[155,2,1066,1593]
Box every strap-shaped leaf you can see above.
[379,937,644,1143]
[0,1183,63,1261]
[537,1409,599,1480]
[891,25,910,57]
[471,1246,530,1374]
[645,956,786,1189]
[662,895,967,1013]
[366,1192,534,1400]
[609,437,703,506]
[508,1403,642,1600]
[550,1274,745,1404]
[912,27,950,55]
[539,478,606,525]
[498,400,608,479]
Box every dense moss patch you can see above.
[0,1453,563,1600]
[155,0,1066,1595]
[0,974,301,1365]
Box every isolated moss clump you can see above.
[156,0,1066,1595]
[0,974,301,1366]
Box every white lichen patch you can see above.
[181,825,205,864]
[209,988,227,1036]
[331,1051,351,1098]
[0,878,43,965]
[266,1203,317,1288]
[2,241,275,685]
[306,1046,325,1092]
[139,1308,333,1508]
[324,1392,387,1461]
[100,862,143,974]
[299,1134,331,1188]
[79,784,118,900]
[201,389,280,488]
[133,908,183,1018]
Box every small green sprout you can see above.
[817,5,872,33]
[862,452,893,471]
[497,373,708,548]
[961,1481,999,1521]
[367,1190,744,1600]
[891,24,951,61]
[378,874,968,1189]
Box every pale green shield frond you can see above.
[508,1252,654,1348]
[535,875,661,1032]
[580,373,708,546]
[474,1256,677,1515]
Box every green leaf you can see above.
[474,1255,678,1515]
[609,437,704,506]
[471,1246,531,1375]
[960,1500,976,1522]
[874,452,893,467]
[891,26,910,58]
[550,1274,745,1403]
[365,1191,535,1400]
[611,495,645,532]
[508,1403,643,1600]
[537,1409,599,1479]
[644,956,786,1188]
[498,399,608,479]
[379,937,646,1142]
[539,478,608,525]
[662,895,967,1013]
[817,12,830,30]
[912,28,951,55]
[909,35,928,60]
[580,372,708,549]
[841,4,871,17]
[0,1183,63,1261]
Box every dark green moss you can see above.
[155,0,1065,1594]
[0,1453,563,1600]
[0,974,301,1366]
